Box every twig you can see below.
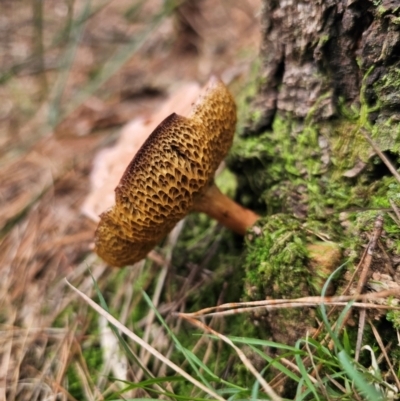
[333,215,384,344]
[360,128,400,184]
[353,215,384,362]
[378,241,396,276]
[369,319,400,391]
[326,374,346,393]
[355,309,366,362]
[177,289,400,318]
[357,215,384,294]
[389,199,400,223]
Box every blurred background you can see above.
[0,1,261,400]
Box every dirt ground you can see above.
[0,1,261,400]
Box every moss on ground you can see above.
[243,215,309,300]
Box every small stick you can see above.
[356,215,384,294]
[389,199,400,223]
[355,309,366,362]
[360,128,400,184]
[369,319,400,391]
[334,215,384,349]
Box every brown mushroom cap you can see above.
[95,77,237,267]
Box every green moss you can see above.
[66,341,104,399]
[228,62,400,343]
[372,67,400,155]
[387,297,400,329]
[244,214,310,300]
[230,111,382,225]
[215,167,238,197]
[376,2,400,18]
[329,121,370,171]
[317,34,330,49]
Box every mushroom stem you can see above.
[193,183,260,235]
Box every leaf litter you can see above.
[0,0,261,399]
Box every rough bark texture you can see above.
[254,0,400,129]
[230,0,400,352]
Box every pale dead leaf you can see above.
[82,82,201,222]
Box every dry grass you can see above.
[0,1,261,399]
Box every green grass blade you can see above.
[249,345,301,383]
[141,291,221,391]
[319,262,349,352]
[294,339,320,401]
[225,335,299,352]
[338,350,384,401]
[48,0,91,126]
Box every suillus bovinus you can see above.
[95,77,260,267]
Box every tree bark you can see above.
[254,0,400,129]
[233,0,400,350]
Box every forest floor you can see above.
[0,1,262,400]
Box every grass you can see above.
[64,263,399,401]
[2,1,400,400]
[0,2,261,398]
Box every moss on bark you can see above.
[228,63,400,343]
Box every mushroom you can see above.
[95,77,260,267]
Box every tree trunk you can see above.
[231,0,400,348]
[255,0,400,129]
